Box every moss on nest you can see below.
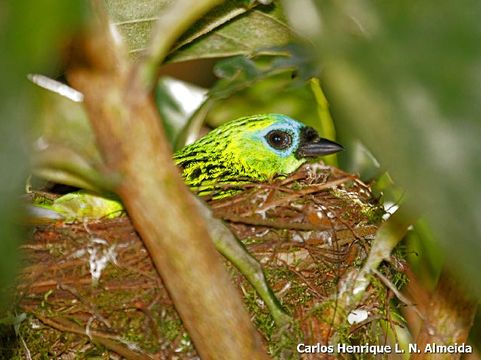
[6,164,406,358]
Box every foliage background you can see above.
[0,0,86,304]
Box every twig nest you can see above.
[10,164,405,359]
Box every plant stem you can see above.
[68,1,269,357]
[193,196,292,325]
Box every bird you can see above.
[29,114,343,218]
[174,113,343,197]
[25,113,346,327]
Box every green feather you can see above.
[29,114,342,218]
[174,114,309,197]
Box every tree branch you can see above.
[68,2,268,358]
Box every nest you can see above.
[7,164,405,359]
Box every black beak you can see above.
[296,127,344,158]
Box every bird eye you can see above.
[265,130,292,150]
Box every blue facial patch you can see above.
[253,114,304,158]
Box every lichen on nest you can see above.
[7,164,406,359]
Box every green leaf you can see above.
[209,43,318,100]
[167,0,258,56]
[210,56,265,99]
[105,0,292,62]
[104,0,174,57]
[30,191,123,221]
[205,56,337,143]
[168,2,292,62]
[29,76,108,192]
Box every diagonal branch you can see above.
[68,1,269,358]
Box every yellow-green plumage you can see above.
[174,114,343,197]
[30,114,343,220]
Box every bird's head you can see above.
[175,114,343,186]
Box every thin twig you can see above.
[35,315,151,360]
[372,268,424,320]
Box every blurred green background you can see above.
[0,0,85,306]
